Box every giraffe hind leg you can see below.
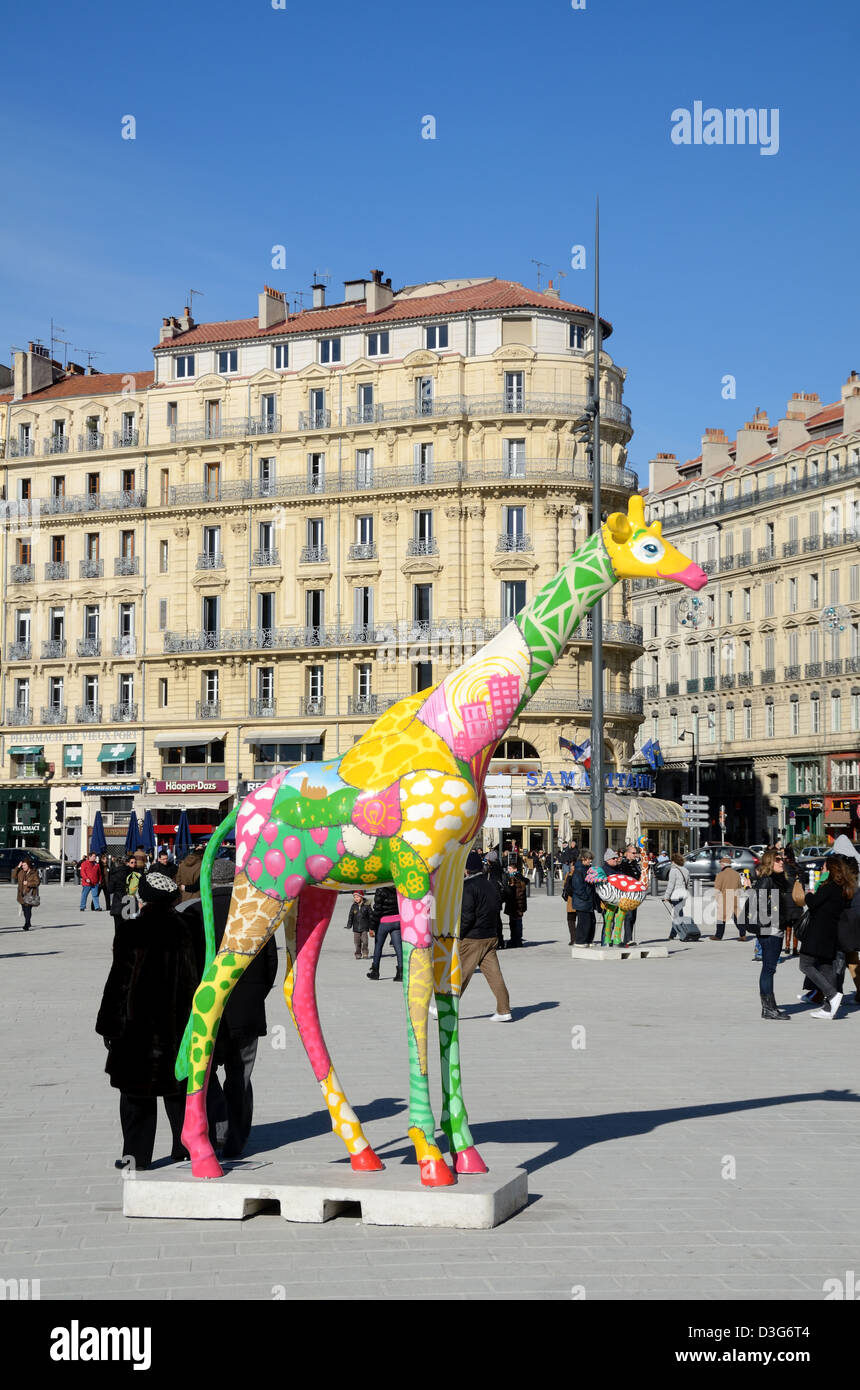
[182,877,288,1178]
[397,890,454,1187]
[283,886,383,1171]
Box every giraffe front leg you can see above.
[182,877,287,1178]
[398,892,454,1187]
[283,887,383,1172]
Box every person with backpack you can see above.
[664,853,693,939]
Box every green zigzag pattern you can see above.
[517,531,616,698]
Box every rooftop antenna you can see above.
[292,290,307,312]
[72,347,105,369]
[530,258,549,292]
[50,318,70,365]
[312,268,331,285]
[555,268,568,296]
[187,289,204,318]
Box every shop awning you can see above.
[97,741,136,762]
[9,744,43,756]
[63,744,83,768]
[152,731,226,748]
[243,728,325,744]
[514,791,683,826]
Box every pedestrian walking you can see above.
[347,889,372,959]
[177,845,205,901]
[181,859,278,1158]
[664,852,691,939]
[709,855,744,940]
[485,848,504,887]
[366,883,403,982]
[13,856,41,931]
[797,852,857,1020]
[95,871,204,1169]
[79,851,103,912]
[750,849,792,1020]
[501,863,528,947]
[457,849,512,1020]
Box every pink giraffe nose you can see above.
[661,562,708,591]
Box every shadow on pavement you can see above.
[246,1096,408,1156]
[0,949,61,959]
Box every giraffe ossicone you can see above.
[177,494,707,1184]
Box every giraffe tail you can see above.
[175,805,240,1081]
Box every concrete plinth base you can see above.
[122,1161,528,1229]
[571,944,669,960]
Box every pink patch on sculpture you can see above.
[353,782,402,838]
[246,857,263,881]
[309,827,328,846]
[264,849,285,878]
[261,822,279,845]
[263,886,281,899]
[336,839,345,855]
[399,895,432,948]
[306,855,333,882]
[282,835,301,860]
[284,873,305,898]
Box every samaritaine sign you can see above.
[525,769,654,792]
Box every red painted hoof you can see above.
[190,1153,224,1179]
[419,1157,456,1187]
[350,1147,384,1172]
[454,1145,488,1175]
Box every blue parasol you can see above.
[124,812,143,855]
[140,809,157,854]
[89,811,107,856]
[174,809,193,862]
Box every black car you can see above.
[0,847,66,883]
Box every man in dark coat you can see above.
[565,849,596,945]
[366,883,403,982]
[458,850,512,1020]
[95,871,203,1169]
[155,849,178,880]
[618,842,644,946]
[180,857,278,1158]
[501,864,528,948]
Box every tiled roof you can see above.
[152,279,611,351]
[805,402,842,428]
[21,371,154,402]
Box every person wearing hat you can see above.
[180,858,278,1158]
[95,870,203,1169]
[457,849,512,1020]
[709,854,744,941]
[346,888,372,959]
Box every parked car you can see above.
[0,847,65,883]
[685,844,758,882]
[748,843,768,858]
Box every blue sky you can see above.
[1,0,857,476]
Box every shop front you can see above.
[146,779,233,846]
[826,755,860,845]
[0,784,51,849]
[785,757,825,845]
[81,782,143,850]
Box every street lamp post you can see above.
[546,800,558,897]
[679,724,700,850]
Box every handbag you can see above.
[791,878,806,908]
[22,889,40,907]
[793,906,810,942]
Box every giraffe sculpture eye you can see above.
[630,536,665,563]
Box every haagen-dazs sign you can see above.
[155,780,230,794]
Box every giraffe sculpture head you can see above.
[601,494,707,590]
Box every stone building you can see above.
[0,273,643,854]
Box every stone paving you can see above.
[1,881,859,1301]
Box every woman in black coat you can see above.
[797,855,858,1019]
[95,871,204,1169]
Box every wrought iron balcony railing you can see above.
[299,697,326,715]
[40,489,146,515]
[735,551,751,568]
[195,700,221,719]
[113,636,137,656]
[645,684,659,699]
[75,704,102,723]
[720,675,735,688]
[300,545,329,563]
[782,540,799,557]
[249,699,277,717]
[169,418,278,444]
[784,665,801,680]
[114,556,139,575]
[8,641,31,660]
[721,555,735,571]
[113,429,140,448]
[686,678,699,693]
[496,533,532,552]
[110,702,138,721]
[665,682,679,696]
[77,432,104,452]
[702,675,716,691]
[40,705,67,724]
[10,706,33,724]
[163,619,502,655]
[251,548,279,567]
[824,660,843,676]
[77,637,102,657]
[348,542,377,560]
[406,538,438,556]
[805,662,822,678]
[760,668,775,684]
[525,691,644,716]
[80,558,104,578]
[43,435,70,455]
[298,409,331,430]
[45,561,69,580]
[9,438,36,457]
[803,536,821,552]
[757,546,777,563]
[41,639,67,658]
[700,559,718,575]
[197,552,225,569]
[572,617,644,646]
[737,672,754,687]
[846,657,860,674]
[347,695,404,715]
[169,480,251,505]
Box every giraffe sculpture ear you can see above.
[651,519,663,537]
[627,494,646,529]
[606,512,632,542]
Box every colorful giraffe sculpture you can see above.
[176,493,707,1184]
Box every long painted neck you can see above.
[515,529,617,702]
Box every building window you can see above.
[307,665,324,703]
[425,324,448,350]
[809,627,820,664]
[306,589,324,633]
[307,517,324,549]
[257,667,275,705]
[49,607,65,641]
[51,535,65,563]
[414,441,433,483]
[766,704,775,738]
[415,509,433,543]
[203,670,219,704]
[413,584,432,625]
[49,676,64,708]
[788,577,797,613]
[356,514,373,545]
[790,701,799,736]
[503,438,525,478]
[159,599,168,630]
[831,692,841,732]
[202,525,221,560]
[274,344,289,370]
[810,572,820,609]
[160,468,170,503]
[119,672,134,704]
[159,540,168,573]
[84,674,99,708]
[120,530,135,559]
[830,569,840,604]
[742,588,751,620]
[84,605,100,641]
[416,376,434,414]
[51,475,65,499]
[260,393,276,427]
[725,591,734,623]
[217,349,238,374]
[810,696,821,734]
[505,506,525,539]
[367,331,389,357]
[743,706,752,740]
[502,580,526,621]
[357,382,374,422]
[119,603,135,639]
[354,586,373,631]
[355,449,374,487]
[159,678,168,708]
[167,402,177,427]
[764,582,774,617]
[851,694,860,732]
[414,661,433,691]
[319,337,341,364]
[356,663,373,700]
[307,453,325,491]
[175,354,195,378]
[725,707,735,742]
[569,324,586,350]
[670,713,678,744]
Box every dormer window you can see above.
[569,324,586,350]
[319,338,341,364]
[175,354,195,378]
[425,324,448,350]
[217,349,238,374]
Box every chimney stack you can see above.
[544,279,560,300]
[734,409,772,468]
[179,304,195,332]
[312,282,326,310]
[159,315,183,343]
[366,267,394,315]
[701,427,732,476]
[842,370,860,433]
[12,342,65,400]
[258,285,287,330]
[65,361,85,376]
[648,451,680,492]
